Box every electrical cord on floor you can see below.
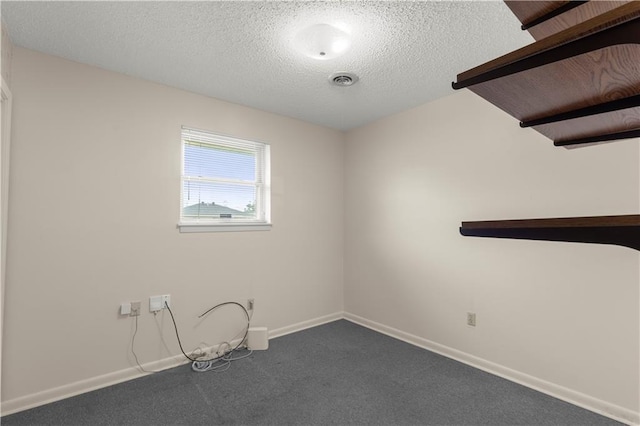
[191,347,253,373]
[165,301,253,372]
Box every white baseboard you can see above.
[269,311,343,339]
[4,310,637,426]
[0,353,189,417]
[343,312,639,426]
[0,311,344,417]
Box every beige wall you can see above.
[2,47,344,404]
[344,90,639,416]
[0,17,12,411]
[0,20,12,85]
[3,44,639,422]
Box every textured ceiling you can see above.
[1,1,533,130]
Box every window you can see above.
[179,127,270,232]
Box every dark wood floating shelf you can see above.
[452,1,640,147]
[454,4,639,252]
[460,215,640,251]
[518,1,589,31]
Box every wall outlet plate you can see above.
[150,296,162,312]
[130,301,141,317]
[150,294,170,312]
[161,294,171,309]
[120,302,131,316]
[467,312,476,327]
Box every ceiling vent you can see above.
[329,72,359,87]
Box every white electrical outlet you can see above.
[150,294,171,312]
[150,296,162,312]
[161,294,171,309]
[130,301,141,317]
[467,312,476,327]
[120,302,131,316]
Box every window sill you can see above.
[178,222,272,233]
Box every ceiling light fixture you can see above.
[294,24,351,60]
[329,72,359,87]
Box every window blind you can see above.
[180,127,270,225]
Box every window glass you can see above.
[179,127,270,230]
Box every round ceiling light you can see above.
[294,24,351,60]
[329,72,359,87]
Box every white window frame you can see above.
[178,126,271,233]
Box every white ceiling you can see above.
[1,1,533,131]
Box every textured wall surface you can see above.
[344,90,639,416]
[2,47,344,404]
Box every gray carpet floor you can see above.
[1,320,623,425]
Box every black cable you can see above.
[165,301,251,363]
[198,301,251,355]
[165,302,210,362]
